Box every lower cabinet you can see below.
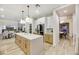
[15,35,30,54]
[44,34,53,44]
[15,33,44,55]
[23,39,30,54]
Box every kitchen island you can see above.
[15,33,44,55]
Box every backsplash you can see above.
[46,28,53,33]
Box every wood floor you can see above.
[0,38,75,55]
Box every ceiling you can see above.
[56,5,75,17]
[0,4,64,21]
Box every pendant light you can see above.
[35,4,40,14]
[20,10,25,24]
[25,5,32,23]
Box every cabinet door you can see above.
[44,34,53,44]
[48,35,53,44]
[21,38,25,49]
[46,34,49,42]
[44,34,48,42]
[23,39,30,54]
[15,35,21,46]
[15,35,30,54]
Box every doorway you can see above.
[59,23,69,39]
[55,5,75,50]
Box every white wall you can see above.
[0,19,18,30]
[0,19,18,25]
[35,17,45,25]
[72,5,79,54]
[74,5,79,54]
[0,26,2,34]
[46,16,53,28]
[77,5,79,54]
[76,5,79,37]
[53,11,59,46]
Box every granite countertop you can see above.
[16,33,43,40]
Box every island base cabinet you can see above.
[15,34,44,55]
[29,38,44,55]
[23,40,30,54]
[15,34,30,54]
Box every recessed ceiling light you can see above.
[60,20,64,23]
[1,15,5,18]
[0,8,4,11]
[63,10,67,13]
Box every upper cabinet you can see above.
[46,16,53,28]
[35,17,46,25]
[33,17,46,33]
[34,17,46,30]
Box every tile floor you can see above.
[45,39,75,55]
[0,38,75,55]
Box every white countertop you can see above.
[45,32,53,35]
[16,33,43,40]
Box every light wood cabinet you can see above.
[15,33,44,55]
[44,34,53,44]
[15,34,30,54]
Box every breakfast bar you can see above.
[15,33,44,55]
